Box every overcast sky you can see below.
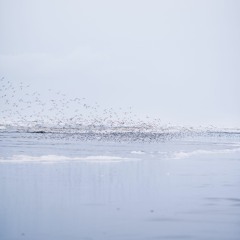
[0,0,239,127]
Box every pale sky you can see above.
[1,0,240,127]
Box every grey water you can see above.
[0,131,240,240]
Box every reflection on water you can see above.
[0,134,240,240]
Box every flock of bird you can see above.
[0,77,205,142]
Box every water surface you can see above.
[0,131,240,240]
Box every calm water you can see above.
[0,131,240,240]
